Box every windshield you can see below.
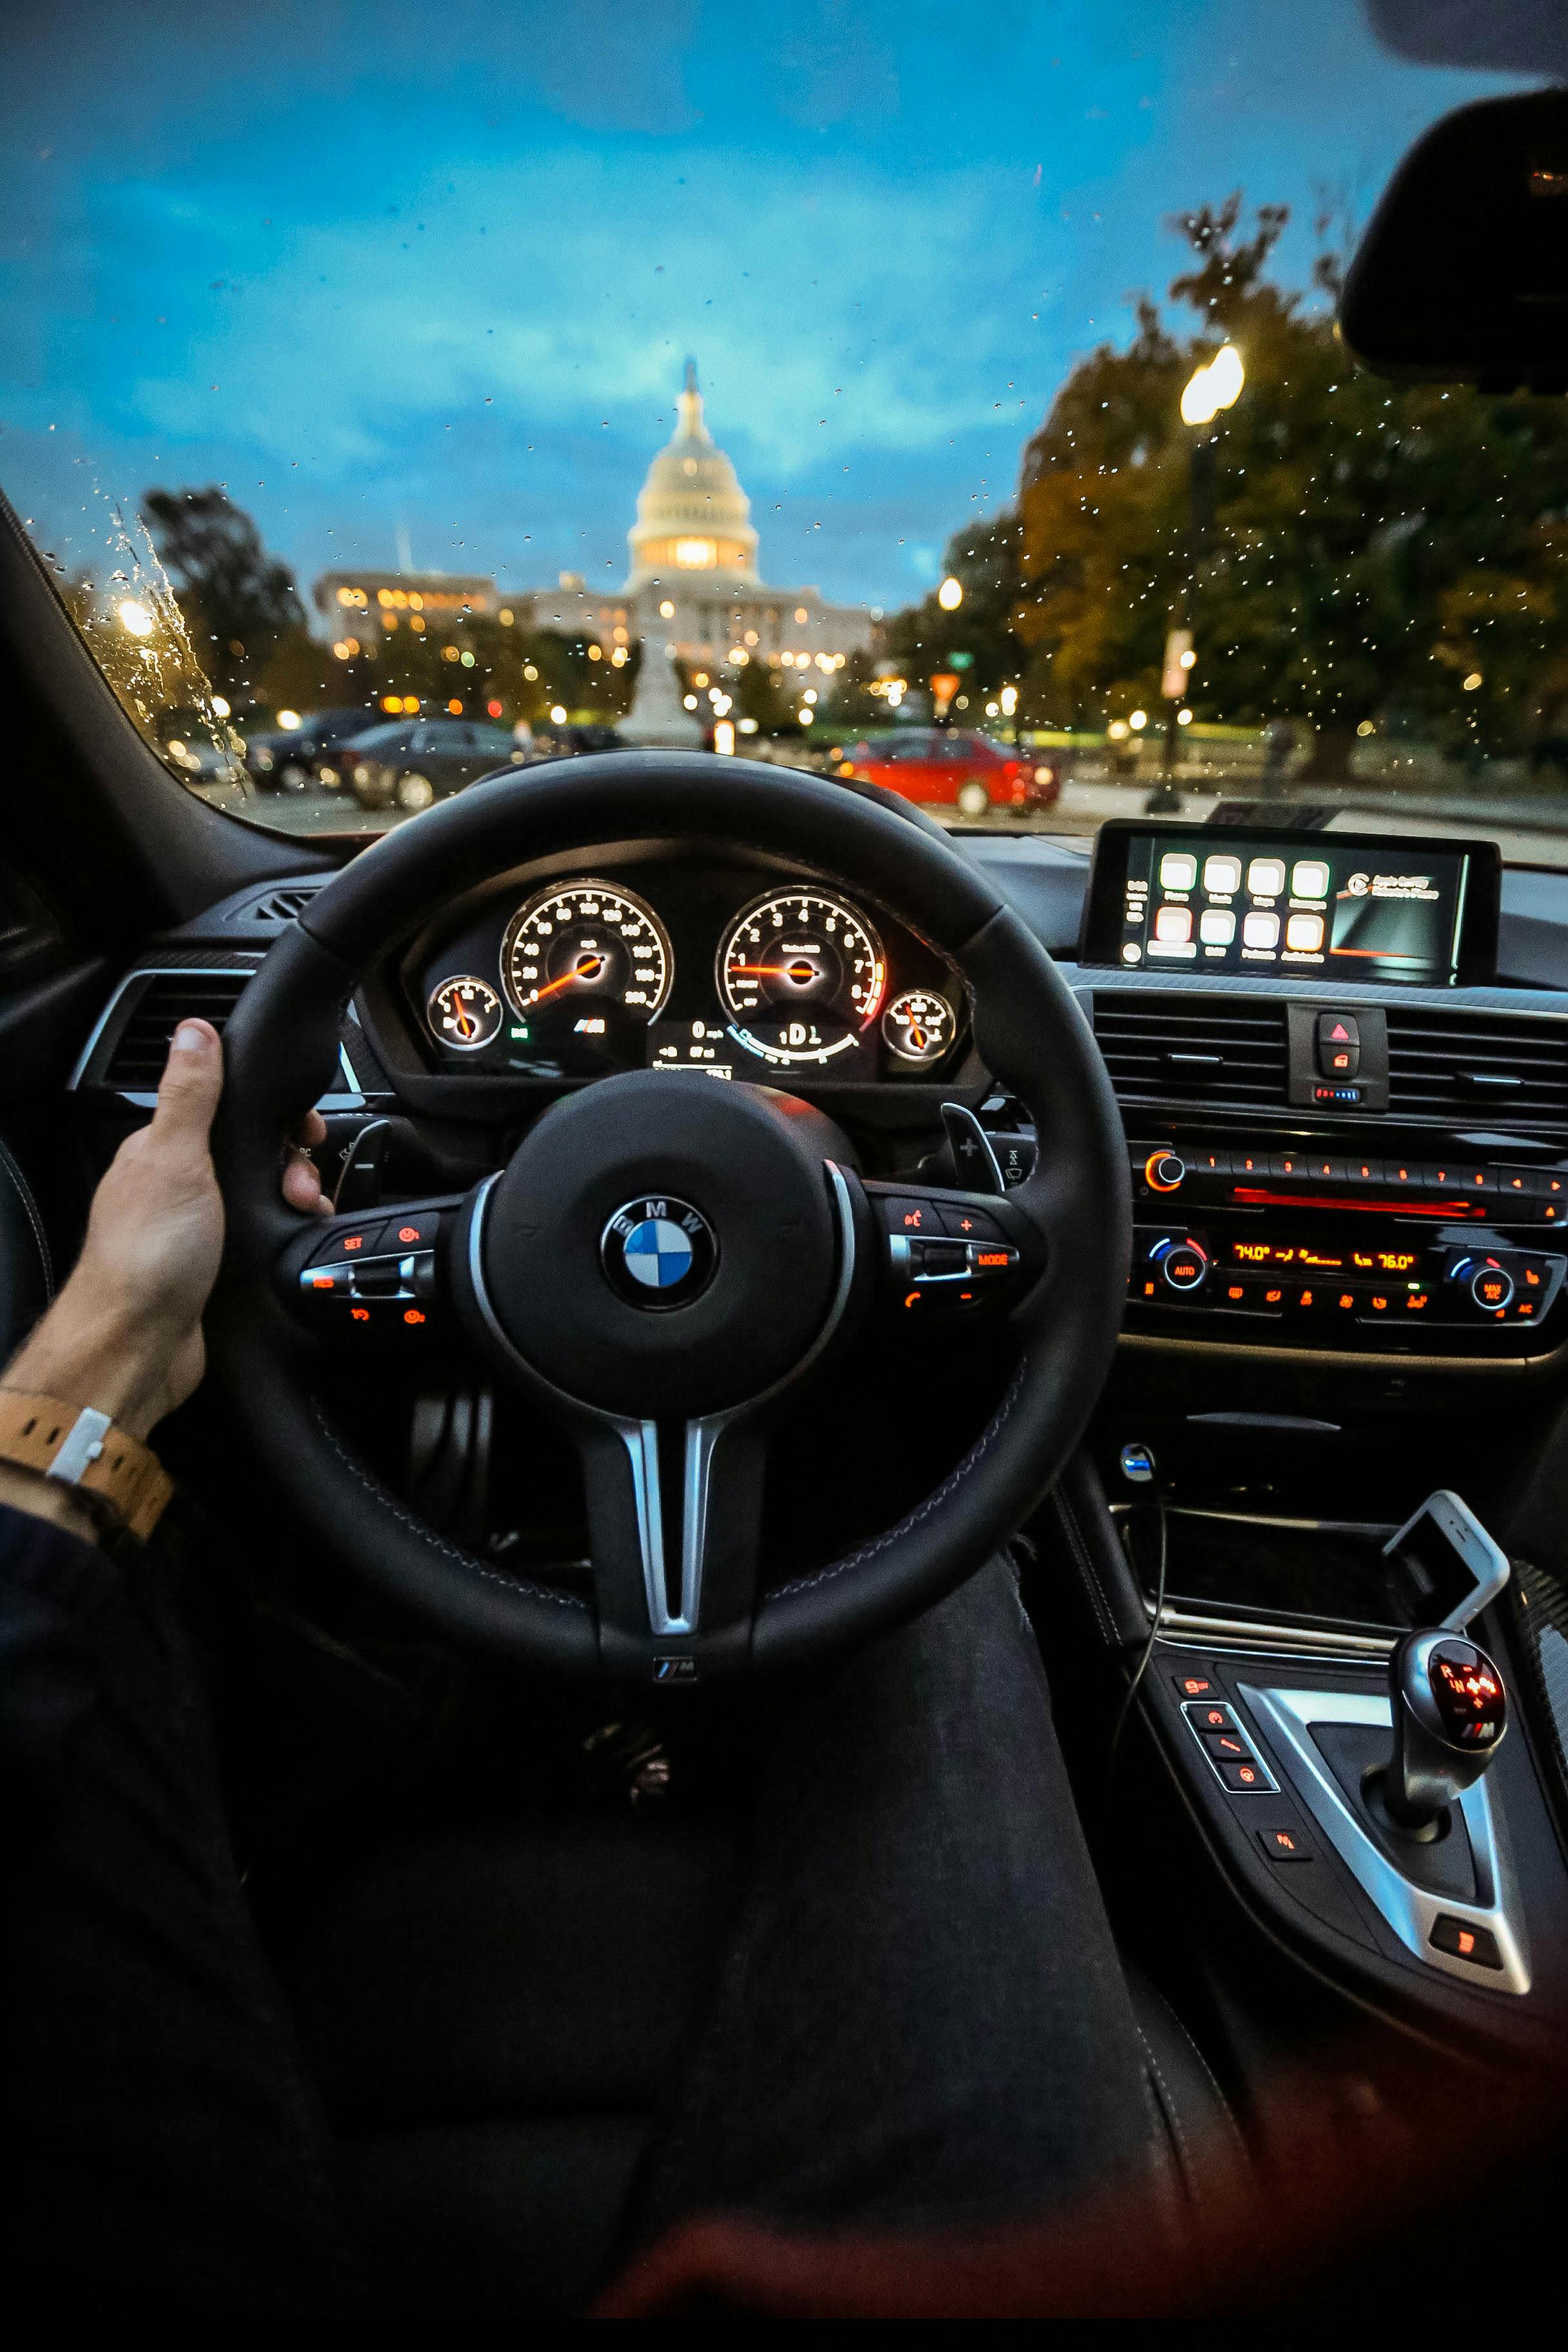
[4,4,1562,860]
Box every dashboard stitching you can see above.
[767,1355,1029,1601]
[308,1404,591,1611]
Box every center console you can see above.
[972,817,1568,1364]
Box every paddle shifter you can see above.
[1384,1630,1508,1829]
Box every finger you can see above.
[150,1019,224,1148]
[294,1109,328,1150]
[281,1147,326,1214]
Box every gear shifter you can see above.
[1384,1630,1508,1830]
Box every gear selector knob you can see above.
[1385,1631,1507,1829]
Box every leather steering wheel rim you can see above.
[211,752,1130,1676]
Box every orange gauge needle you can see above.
[730,961,819,983]
[453,1003,476,1039]
[529,954,606,1004]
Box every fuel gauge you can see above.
[428,976,503,1052]
[882,989,956,1066]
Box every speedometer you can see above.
[501,879,673,1070]
[717,889,886,1066]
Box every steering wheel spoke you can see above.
[280,1194,464,1343]
[573,1410,767,1676]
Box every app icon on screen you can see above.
[1243,911,1281,948]
[1291,859,1330,899]
[1202,854,1242,896]
[1159,851,1198,892]
[1199,908,1237,945]
[1246,858,1287,897]
[1286,912,1326,951]
[1153,904,1193,942]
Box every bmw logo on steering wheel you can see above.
[600,1195,718,1309]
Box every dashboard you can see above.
[402,850,970,1088]
[68,816,1568,1377]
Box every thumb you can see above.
[150,1018,224,1150]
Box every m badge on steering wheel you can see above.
[600,1197,718,1309]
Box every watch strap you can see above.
[0,1390,173,1541]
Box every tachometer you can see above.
[501,880,673,1070]
[718,889,885,1066]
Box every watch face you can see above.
[1429,1642,1507,1747]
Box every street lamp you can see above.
[1150,344,1246,807]
[937,576,963,611]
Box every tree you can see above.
[140,488,306,709]
[880,513,1029,716]
[1008,197,1568,777]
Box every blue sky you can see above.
[0,1,1530,613]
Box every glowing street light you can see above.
[1179,342,1246,427]
[117,598,155,637]
[937,576,963,611]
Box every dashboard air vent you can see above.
[100,971,253,1089]
[1386,1006,1568,1135]
[246,886,318,926]
[1092,992,1289,1106]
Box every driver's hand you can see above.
[1,1019,328,1454]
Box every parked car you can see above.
[246,705,380,790]
[344,718,526,810]
[837,728,1059,819]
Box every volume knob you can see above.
[1146,1151,1186,1192]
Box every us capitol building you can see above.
[312,366,874,679]
[529,364,874,672]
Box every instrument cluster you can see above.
[410,863,968,1086]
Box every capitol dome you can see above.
[625,362,759,591]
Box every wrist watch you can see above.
[0,1390,173,1541]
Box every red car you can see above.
[839,728,1060,819]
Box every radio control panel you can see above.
[1121,1133,1568,1355]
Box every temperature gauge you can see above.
[882,989,955,1065]
[428,975,503,1052]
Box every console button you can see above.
[1429,1914,1504,1969]
[1471,1264,1516,1312]
[1495,1168,1533,1204]
[309,1224,380,1265]
[377,1211,440,1252]
[881,1195,940,1235]
[1200,1728,1254,1763]
[299,1263,355,1296]
[936,1202,1005,1241]
[1158,1239,1208,1292]
[1257,1823,1315,1863]
[1346,1156,1385,1185]
[1184,1700,1239,1733]
[1316,1012,1360,1077]
[1171,1670,1219,1700]
[1216,1756,1271,1792]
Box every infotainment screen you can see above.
[1079,822,1500,987]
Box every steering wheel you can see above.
[212,754,1130,1680]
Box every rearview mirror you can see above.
[1338,88,1568,393]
